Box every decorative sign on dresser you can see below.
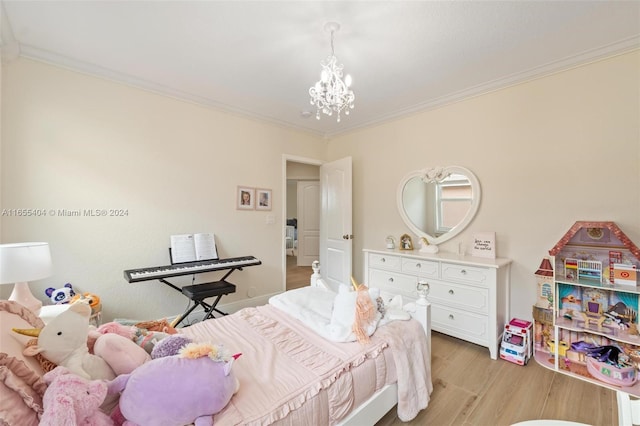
[364,248,512,359]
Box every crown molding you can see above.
[13,35,640,140]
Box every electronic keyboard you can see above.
[124,256,261,283]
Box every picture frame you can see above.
[237,186,255,210]
[399,233,414,250]
[256,188,272,211]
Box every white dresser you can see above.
[363,248,512,359]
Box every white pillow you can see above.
[326,286,381,342]
[269,287,336,325]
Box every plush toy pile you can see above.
[12,299,240,425]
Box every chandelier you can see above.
[309,22,355,122]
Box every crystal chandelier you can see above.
[309,22,355,122]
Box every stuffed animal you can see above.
[14,300,116,381]
[87,322,136,354]
[150,334,192,359]
[41,366,114,426]
[71,292,102,315]
[93,333,151,376]
[14,301,150,379]
[133,327,172,354]
[109,343,240,426]
[45,283,75,304]
[14,300,150,413]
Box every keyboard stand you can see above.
[161,268,239,327]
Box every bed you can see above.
[0,265,432,425]
[178,268,432,425]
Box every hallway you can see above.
[286,255,312,290]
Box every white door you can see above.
[297,180,320,266]
[320,157,353,291]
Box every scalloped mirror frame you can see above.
[396,166,481,245]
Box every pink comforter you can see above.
[180,305,430,425]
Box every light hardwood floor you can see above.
[286,255,312,291]
[286,255,617,425]
[376,332,617,426]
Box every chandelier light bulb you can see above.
[308,22,355,123]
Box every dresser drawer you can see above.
[401,258,439,278]
[431,304,488,344]
[428,280,489,314]
[441,262,491,287]
[368,269,417,298]
[368,253,401,271]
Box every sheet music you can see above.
[193,233,218,261]
[170,233,218,263]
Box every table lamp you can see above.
[0,242,53,315]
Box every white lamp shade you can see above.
[0,242,53,284]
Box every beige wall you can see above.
[329,50,640,321]
[1,58,326,321]
[2,51,639,324]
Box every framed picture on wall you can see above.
[256,188,272,211]
[237,186,255,210]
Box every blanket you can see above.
[269,287,432,420]
[181,303,431,424]
[372,319,433,421]
[181,305,391,425]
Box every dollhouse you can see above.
[535,257,554,309]
[534,221,640,395]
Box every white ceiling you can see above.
[1,1,639,138]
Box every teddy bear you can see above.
[45,282,75,304]
[40,366,114,426]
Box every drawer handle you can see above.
[448,289,454,295]
[416,263,421,268]
[381,258,386,263]
[388,278,394,283]
[460,269,467,275]
[449,314,455,320]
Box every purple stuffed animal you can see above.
[108,343,239,426]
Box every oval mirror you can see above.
[396,166,481,245]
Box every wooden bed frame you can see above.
[309,262,432,426]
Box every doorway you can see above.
[283,156,321,291]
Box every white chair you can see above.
[285,225,295,256]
